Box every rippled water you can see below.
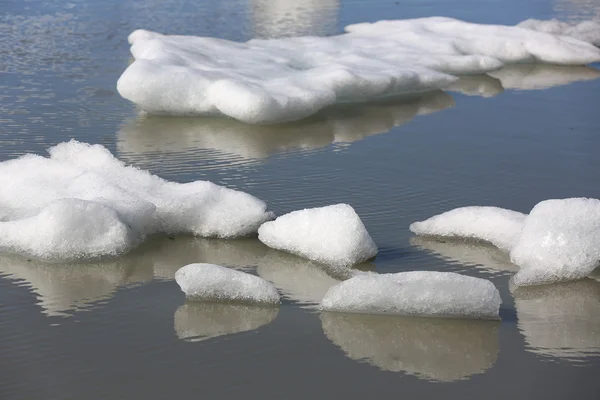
[1,0,600,398]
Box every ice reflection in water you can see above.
[0,236,269,317]
[410,236,518,276]
[513,279,600,363]
[174,302,278,342]
[116,91,455,171]
[489,64,600,91]
[321,312,499,381]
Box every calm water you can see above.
[2,0,600,398]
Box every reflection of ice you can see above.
[116,91,454,169]
[251,0,339,38]
[256,251,342,308]
[513,279,600,362]
[410,236,518,275]
[174,302,278,342]
[0,237,269,317]
[489,64,600,90]
[321,312,499,381]
[447,75,504,97]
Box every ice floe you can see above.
[174,302,278,342]
[513,279,600,361]
[0,141,273,261]
[321,312,498,380]
[511,198,600,287]
[258,204,377,268]
[517,18,600,46]
[409,206,526,251]
[117,91,454,169]
[117,17,600,123]
[175,263,280,305]
[321,271,501,319]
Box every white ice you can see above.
[258,204,377,268]
[517,18,600,46]
[0,141,273,261]
[321,312,498,381]
[117,17,600,124]
[174,302,278,342]
[409,206,526,251]
[321,271,501,319]
[513,279,600,361]
[511,198,600,287]
[175,263,280,305]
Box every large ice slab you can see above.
[174,302,278,342]
[409,206,526,251]
[258,204,377,268]
[117,17,600,123]
[513,279,600,361]
[175,263,280,305]
[321,271,501,319]
[321,312,498,381]
[0,141,273,261]
[511,198,600,287]
[517,18,600,46]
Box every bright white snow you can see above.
[321,271,501,319]
[258,204,377,268]
[117,17,600,124]
[0,141,273,261]
[517,18,600,46]
[511,198,600,287]
[409,206,526,251]
[321,312,498,381]
[175,263,280,304]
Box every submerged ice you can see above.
[117,17,600,124]
[321,271,501,319]
[0,141,273,261]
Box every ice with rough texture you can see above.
[117,17,600,123]
[175,263,280,305]
[258,204,377,268]
[321,271,501,319]
[513,280,600,361]
[517,18,600,46]
[409,206,526,251]
[0,141,273,261]
[321,312,498,381]
[174,302,278,342]
[511,198,600,287]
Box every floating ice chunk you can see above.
[258,204,377,268]
[321,271,501,319]
[175,263,280,305]
[0,199,135,261]
[117,17,600,123]
[410,236,519,275]
[513,280,600,361]
[517,18,600,46]
[321,312,498,381]
[511,198,600,287]
[489,64,600,91]
[174,302,278,342]
[0,141,273,260]
[410,206,526,251]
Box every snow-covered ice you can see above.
[321,271,501,319]
[321,312,498,380]
[0,141,273,261]
[175,263,280,304]
[511,198,600,287]
[517,18,600,46]
[409,206,526,251]
[174,302,278,342]
[513,279,600,361]
[258,204,377,268]
[117,17,600,123]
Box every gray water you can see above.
[1,0,600,398]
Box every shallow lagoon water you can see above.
[1,0,600,398]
